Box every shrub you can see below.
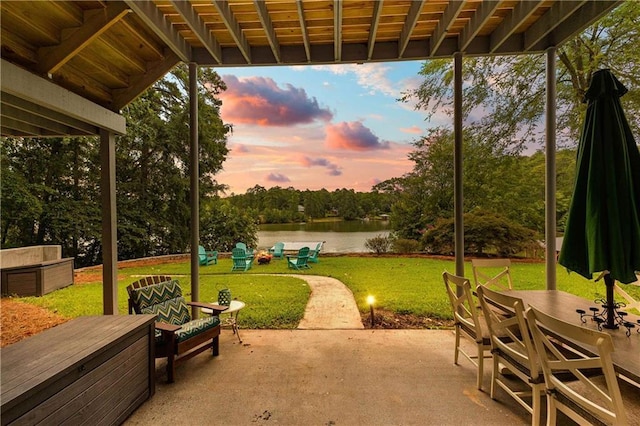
[365,234,392,254]
[392,238,421,254]
[422,211,536,256]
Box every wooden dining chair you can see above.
[526,306,640,426]
[472,258,513,291]
[442,271,492,390]
[477,285,544,426]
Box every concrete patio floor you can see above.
[126,329,535,425]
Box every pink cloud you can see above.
[266,172,291,183]
[400,125,422,134]
[297,155,342,176]
[232,144,250,154]
[325,121,390,151]
[220,76,333,126]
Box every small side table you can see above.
[204,300,245,343]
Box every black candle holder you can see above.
[576,302,637,338]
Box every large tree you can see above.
[383,3,638,242]
[402,2,639,151]
[1,65,237,265]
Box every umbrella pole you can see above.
[603,274,618,329]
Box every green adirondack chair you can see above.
[287,247,311,270]
[270,242,285,259]
[308,242,322,263]
[235,242,254,259]
[198,245,218,265]
[231,247,253,272]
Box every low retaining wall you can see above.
[1,246,74,296]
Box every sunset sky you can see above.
[215,60,443,195]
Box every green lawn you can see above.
[16,256,640,329]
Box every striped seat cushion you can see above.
[153,315,221,344]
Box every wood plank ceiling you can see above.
[0,0,621,137]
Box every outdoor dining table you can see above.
[502,290,640,387]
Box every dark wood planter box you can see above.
[1,315,156,426]
[1,258,74,296]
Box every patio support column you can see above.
[99,129,118,314]
[454,51,464,279]
[189,62,200,317]
[545,46,557,290]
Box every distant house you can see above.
[379,214,390,220]
[297,205,305,213]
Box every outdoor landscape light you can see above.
[367,295,375,327]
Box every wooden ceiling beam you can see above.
[334,0,342,61]
[1,104,89,136]
[1,59,125,134]
[37,2,131,75]
[124,0,191,62]
[430,1,465,56]
[367,0,383,60]
[459,1,501,52]
[489,1,539,53]
[399,0,424,58]
[212,0,252,64]
[111,50,180,110]
[254,0,281,63]
[531,0,623,51]
[296,0,311,62]
[523,1,586,51]
[1,92,97,134]
[170,0,222,64]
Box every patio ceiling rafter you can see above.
[333,0,343,62]
[37,2,131,76]
[399,0,426,58]
[124,0,191,63]
[296,0,311,63]
[430,1,465,56]
[213,0,252,64]
[170,0,223,64]
[255,0,282,63]
[367,0,384,60]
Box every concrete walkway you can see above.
[292,274,364,330]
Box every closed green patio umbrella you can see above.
[559,69,640,329]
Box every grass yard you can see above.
[10,255,640,331]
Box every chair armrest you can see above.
[155,322,181,333]
[189,301,228,314]
[206,250,217,257]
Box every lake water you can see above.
[257,220,391,253]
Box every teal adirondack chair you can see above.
[270,242,285,259]
[308,242,322,263]
[287,247,311,270]
[235,242,254,259]
[198,245,218,265]
[231,248,253,272]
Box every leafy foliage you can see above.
[364,234,393,254]
[423,212,536,256]
[0,65,244,266]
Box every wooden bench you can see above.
[1,315,156,425]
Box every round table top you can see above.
[212,300,245,314]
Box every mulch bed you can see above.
[1,298,69,347]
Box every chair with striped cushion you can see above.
[127,276,227,383]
